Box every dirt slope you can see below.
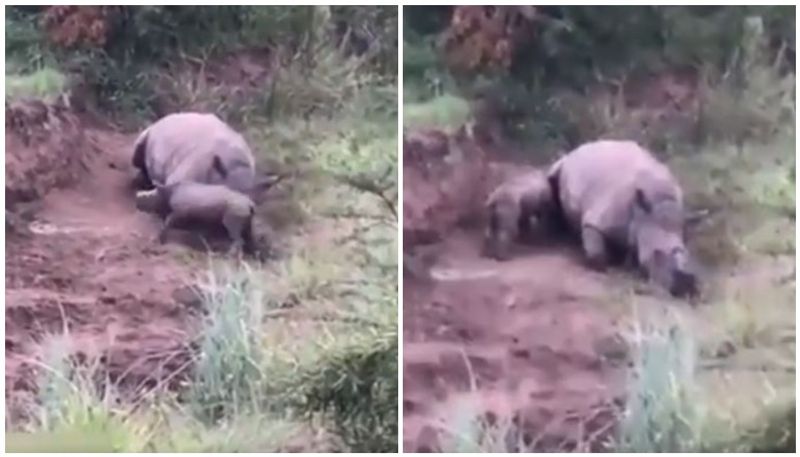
[402,128,629,451]
[5,101,204,422]
[403,230,628,452]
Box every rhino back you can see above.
[556,140,675,240]
[503,172,551,214]
[141,112,254,188]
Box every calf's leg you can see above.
[581,224,609,271]
[484,201,520,261]
[158,213,178,244]
[221,211,245,255]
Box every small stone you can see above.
[172,286,203,309]
[594,334,629,361]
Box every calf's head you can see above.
[484,199,518,261]
[631,188,699,298]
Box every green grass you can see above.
[184,42,398,449]
[404,93,472,133]
[615,306,703,452]
[612,124,795,452]
[9,247,396,452]
[440,407,524,452]
[5,66,67,102]
[185,263,272,422]
[6,9,397,452]
[8,333,149,452]
[613,294,794,453]
[6,332,306,452]
[403,8,794,453]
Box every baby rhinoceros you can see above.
[547,140,699,298]
[135,181,257,256]
[483,168,556,260]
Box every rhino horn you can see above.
[250,172,288,201]
[684,208,712,227]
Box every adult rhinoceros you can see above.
[547,140,699,297]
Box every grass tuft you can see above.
[6,66,67,101]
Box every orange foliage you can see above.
[41,6,117,49]
[443,6,538,74]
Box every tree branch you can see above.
[332,171,397,219]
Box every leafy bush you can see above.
[406,6,795,152]
[404,94,471,133]
[5,6,397,123]
[272,325,398,452]
[6,66,66,101]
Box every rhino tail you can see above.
[546,155,565,217]
[546,155,565,183]
[131,128,150,169]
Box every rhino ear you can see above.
[635,188,652,214]
[212,155,228,178]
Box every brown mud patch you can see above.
[4,100,212,423]
[6,100,91,211]
[403,128,629,452]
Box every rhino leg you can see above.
[581,225,609,270]
[222,210,260,258]
[158,213,177,244]
[483,230,514,260]
[518,212,532,238]
[222,212,246,254]
[623,248,640,272]
[240,216,258,257]
[484,201,519,261]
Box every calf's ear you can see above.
[634,188,652,214]
[212,155,228,178]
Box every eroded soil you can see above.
[403,229,630,452]
[402,119,795,451]
[402,129,633,451]
[5,102,209,422]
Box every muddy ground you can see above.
[4,45,298,425]
[4,99,259,423]
[403,233,631,452]
[402,129,637,451]
[401,122,795,451]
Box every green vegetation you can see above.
[6,5,397,452]
[5,66,66,101]
[406,5,794,452]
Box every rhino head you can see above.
[630,188,699,298]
